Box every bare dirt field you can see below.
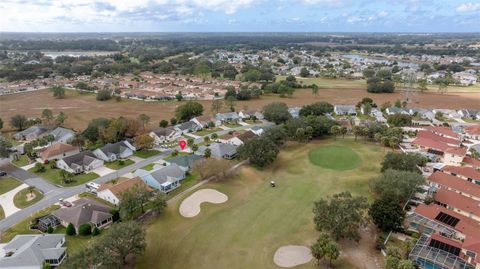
[1,87,479,132]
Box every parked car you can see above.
[0,170,7,176]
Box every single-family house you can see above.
[149,127,180,144]
[133,164,186,193]
[227,130,258,146]
[0,234,67,268]
[239,110,264,120]
[93,140,136,162]
[248,126,264,136]
[216,112,240,123]
[97,177,153,206]
[191,115,219,128]
[167,154,202,171]
[334,105,357,116]
[49,127,75,144]
[385,107,408,116]
[197,143,237,159]
[464,125,480,141]
[52,198,113,230]
[453,72,477,86]
[39,143,80,162]
[458,109,480,120]
[13,126,49,141]
[56,150,104,174]
[175,121,201,134]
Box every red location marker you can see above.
[179,140,187,150]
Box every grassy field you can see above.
[134,149,161,159]
[0,206,4,220]
[2,86,479,132]
[308,145,362,171]
[13,188,44,208]
[137,138,385,269]
[105,159,134,170]
[277,76,367,89]
[141,163,156,171]
[28,166,98,187]
[0,177,22,195]
[12,155,31,167]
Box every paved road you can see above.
[0,162,59,194]
[0,151,171,232]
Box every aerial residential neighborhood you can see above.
[1,2,480,269]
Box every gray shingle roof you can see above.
[0,234,66,268]
[52,198,112,228]
[49,127,75,142]
[61,150,98,167]
[168,154,202,168]
[149,164,185,184]
[98,141,130,156]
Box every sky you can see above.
[0,0,479,32]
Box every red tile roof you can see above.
[434,188,480,219]
[412,137,466,156]
[414,204,480,237]
[442,165,480,181]
[423,126,461,139]
[463,157,480,169]
[430,233,463,248]
[429,172,480,200]
[40,143,78,160]
[465,125,480,135]
[417,130,461,146]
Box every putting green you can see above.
[308,145,362,170]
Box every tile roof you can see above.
[97,177,153,197]
[442,165,480,181]
[40,143,78,160]
[434,188,480,219]
[465,125,480,135]
[417,130,461,146]
[422,126,461,139]
[428,171,480,199]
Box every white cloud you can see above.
[301,0,348,7]
[456,2,480,12]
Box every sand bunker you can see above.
[179,189,228,218]
[273,245,312,268]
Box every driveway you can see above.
[91,167,116,177]
[0,163,59,194]
[0,184,28,217]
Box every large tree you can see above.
[41,109,54,125]
[175,101,204,121]
[369,195,405,232]
[10,114,28,131]
[262,102,291,124]
[370,169,425,203]
[50,85,66,99]
[381,152,426,173]
[238,137,279,167]
[299,102,334,117]
[313,191,368,241]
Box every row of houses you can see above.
[407,166,480,269]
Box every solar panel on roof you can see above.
[435,212,460,227]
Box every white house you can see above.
[149,127,181,144]
[96,177,152,206]
[56,151,104,174]
[49,127,76,144]
[93,140,136,162]
[334,105,357,116]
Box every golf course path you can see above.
[179,188,228,218]
[273,245,313,268]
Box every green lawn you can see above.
[195,128,222,136]
[166,172,200,198]
[141,163,157,171]
[224,123,242,128]
[137,138,384,269]
[0,205,60,243]
[54,226,104,255]
[0,177,22,195]
[243,119,261,124]
[134,150,161,158]
[308,145,362,171]
[13,188,44,208]
[105,159,134,170]
[28,166,99,187]
[12,155,30,167]
[0,206,4,220]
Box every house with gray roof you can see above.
[197,142,237,159]
[216,112,240,123]
[13,126,49,141]
[0,234,66,268]
[49,127,75,144]
[334,105,357,116]
[56,150,104,174]
[149,127,180,144]
[175,121,201,134]
[167,154,202,171]
[52,198,113,230]
[133,164,186,193]
[385,107,409,115]
[93,140,136,162]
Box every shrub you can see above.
[46,226,54,234]
[96,89,112,101]
[92,227,100,236]
[34,163,46,173]
[66,223,76,235]
[78,223,92,236]
[118,160,125,166]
